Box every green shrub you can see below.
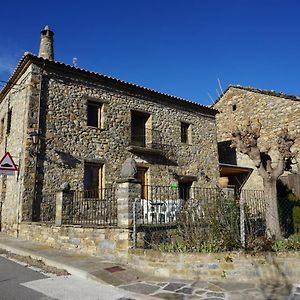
[272,234,300,252]
[293,207,300,234]
[154,195,241,253]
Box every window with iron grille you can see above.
[181,122,190,144]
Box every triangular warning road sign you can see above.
[0,152,17,171]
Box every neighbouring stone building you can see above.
[0,26,219,236]
[214,85,300,194]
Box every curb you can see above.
[0,241,107,284]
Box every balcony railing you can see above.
[129,127,164,153]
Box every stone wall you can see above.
[0,65,36,234]
[128,249,300,283]
[214,86,300,190]
[19,222,131,263]
[36,66,219,193]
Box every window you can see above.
[232,104,237,111]
[6,110,12,135]
[87,101,103,128]
[178,181,192,201]
[131,111,150,147]
[84,163,104,198]
[137,167,148,199]
[0,117,4,142]
[181,122,190,144]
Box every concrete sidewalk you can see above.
[0,233,149,286]
[0,233,300,300]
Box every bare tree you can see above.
[231,121,296,239]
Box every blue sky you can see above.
[0,0,299,105]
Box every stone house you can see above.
[0,26,219,236]
[213,85,300,196]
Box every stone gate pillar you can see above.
[116,178,141,228]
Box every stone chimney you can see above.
[38,25,54,61]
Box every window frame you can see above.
[180,122,191,144]
[136,166,149,199]
[131,110,151,147]
[0,117,5,142]
[6,109,12,135]
[87,100,103,128]
[83,162,104,198]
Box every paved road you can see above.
[0,256,52,300]
[0,256,155,300]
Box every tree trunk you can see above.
[264,178,282,239]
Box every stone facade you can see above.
[0,53,219,235]
[38,66,218,191]
[214,86,300,190]
[0,64,38,234]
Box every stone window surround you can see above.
[6,109,12,135]
[83,160,105,192]
[180,121,192,145]
[0,116,5,142]
[85,96,107,130]
[130,110,153,146]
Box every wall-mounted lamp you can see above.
[29,130,40,156]
[30,131,40,145]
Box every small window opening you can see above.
[232,104,237,111]
[131,111,150,147]
[178,181,192,201]
[181,122,190,144]
[137,167,149,199]
[0,117,4,141]
[87,101,102,128]
[7,110,12,135]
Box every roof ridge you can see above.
[229,84,300,100]
[213,84,300,106]
[0,53,216,115]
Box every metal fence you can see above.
[135,186,229,226]
[62,187,117,226]
[40,193,56,223]
[132,186,268,250]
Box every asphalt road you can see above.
[0,255,152,300]
[0,256,53,300]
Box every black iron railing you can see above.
[136,186,237,225]
[63,187,117,226]
[130,127,163,149]
[138,185,181,225]
[138,186,221,225]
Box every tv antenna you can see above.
[72,57,78,67]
